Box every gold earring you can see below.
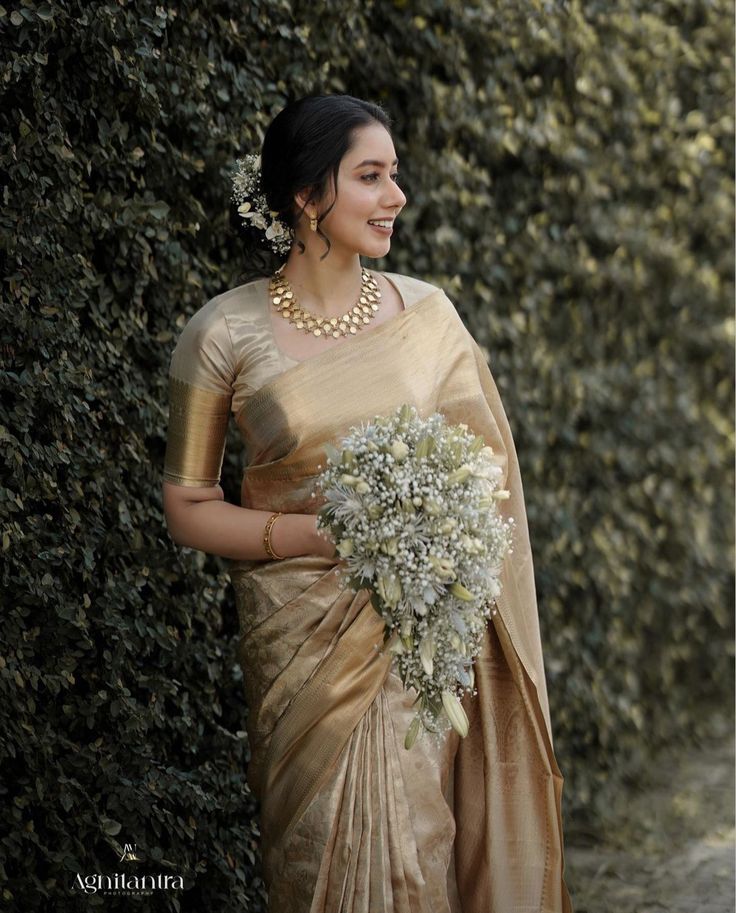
[309,213,318,232]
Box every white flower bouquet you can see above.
[314,403,515,749]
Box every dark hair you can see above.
[260,94,392,260]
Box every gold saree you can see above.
[164,272,574,912]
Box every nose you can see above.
[384,179,406,211]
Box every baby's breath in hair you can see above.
[231,153,294,255]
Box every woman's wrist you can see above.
[268,512,333,559]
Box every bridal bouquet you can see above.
[314,403,515,750]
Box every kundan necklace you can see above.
[268,266,382,338]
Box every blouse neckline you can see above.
[240,283,445,416]
[259,270,408,370]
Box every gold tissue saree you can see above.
[224,282,573,912]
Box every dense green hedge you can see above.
[1,0,732,909]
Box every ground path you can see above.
[564,729,734,913]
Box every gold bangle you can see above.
[263,512,286,560]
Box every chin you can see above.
[359,240,392,258]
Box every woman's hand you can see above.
[311,516,338,559]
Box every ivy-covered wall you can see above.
[1,0,732,910]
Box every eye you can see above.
[361,172,401,184]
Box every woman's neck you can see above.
[278,248,368,318]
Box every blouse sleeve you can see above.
[163,301,235,487]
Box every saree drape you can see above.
[164,272,574,912]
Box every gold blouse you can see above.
[162,271,440,489]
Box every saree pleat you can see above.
[226,279,573,912]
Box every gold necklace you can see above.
[268,266,382,339]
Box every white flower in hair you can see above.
[231,153,294,255]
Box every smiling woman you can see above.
[161,93,574,913]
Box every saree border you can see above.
[256,593,394,849]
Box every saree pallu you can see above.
[229,286,574,912]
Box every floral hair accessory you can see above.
[230,153,294,255]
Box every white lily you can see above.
[419,630,436,677]
[441,690,469,738]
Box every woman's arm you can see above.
[162,482,336,561]
[161,303,336,561]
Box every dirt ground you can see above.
[564,729,735,913]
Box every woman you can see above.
[163,94,574,913]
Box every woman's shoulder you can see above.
[380,271,459,314]
[171,277,269,364]
[190,276,268,324]
[379,270,446,309]
[173,277,267,343]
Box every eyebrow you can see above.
[352,158,399,169]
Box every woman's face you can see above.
[303,122,407,257]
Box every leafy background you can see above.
[1,0,732,910]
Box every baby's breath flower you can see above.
[313,402,514,746]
